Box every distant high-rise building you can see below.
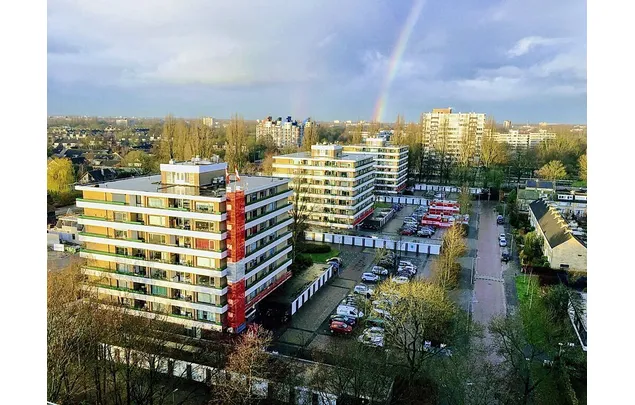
[421,108,486,160]
[495,129,556,149]
[503,120,512,129]
[202,117,214,127]
[115,119,128,127]
[256,116,304,148]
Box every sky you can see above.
[47,0,587,123]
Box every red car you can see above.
[330,320,353,335]
[401,228,416,236]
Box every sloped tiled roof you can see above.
[530,199,585,249]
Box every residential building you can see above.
[503,120,512,129]
[495,129,556,149]
[256,116,304,148]
[48,213,83,245]
[553,189,587,217]
[528,199,587,272]
[421,108,486,160]
[342,137,408,194]
[76,159,294,336]
[516,180,555,213]
[202,117,214,127]
[272,144,375,229]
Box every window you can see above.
[195,221,210,231]
[115,247,127,256]
[197,257,214,268]
[196,239,214,250]
[148,215,163,226]
[114,230,126,239]
[198,293,212,304]
[196,202,213,213]
[151,285,168,296]
[148,198,165,208]
[148,233,166,244]
[114,212,127,222]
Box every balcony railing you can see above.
[77,198,126,206]
[80,248,228,272]
[83,265,224,291]
[245,203,292,224]
[246,258,292,289]
[88,283,223,308]
[245,189,290,206]
[79,232,226,254]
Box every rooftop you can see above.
[76,174,288,198]
[264,263,334,305]
[529,199,587,248]
[275,151,371,162]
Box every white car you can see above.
[391,276,410,284]
[371,266,389,276]
[498,234,506,241]
[353,284,374,295]
[361,272,381,283]
[499,238,507,247]
[399,260,415,268]
[372,307,393,320]
[358,327,385,347]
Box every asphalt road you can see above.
[471,201,508,363]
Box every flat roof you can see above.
[264,263,333,305]
[274,151,372,162]
[76,174,288,199]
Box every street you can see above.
[471,201,508,363]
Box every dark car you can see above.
[497,215,504,224]
[330,314,357,326]
[330,320,353,335]
[366,317,387,328]
[501,249,510,263]
[401,228,416,236]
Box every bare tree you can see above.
[225,114,249,171]
[211,325,273,405]
[432,224,467,290]
[301,119,318,151]
[351,122,363,144]
[289,174,313,259]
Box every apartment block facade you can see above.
[342,138,408,194]
[76,160,294,335]
[256,116,304,149]
[494,129,556,149]
[272,144,375,229]
[421,108,486,160]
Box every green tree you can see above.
[537,160,567,184]
[47,157,75,193]
[120,150,159,174]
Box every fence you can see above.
[413,184,483,194]
[374,195,429,206]
[304,231,441,255]
[291,265,335,315]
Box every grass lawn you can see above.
[516,274,540,309]
[374,202,393,209]
[303,248,340,265]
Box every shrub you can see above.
[290,254,313,274]
[300,243,331,254]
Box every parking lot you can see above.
[272,244,432,355]
[358,204,445,244]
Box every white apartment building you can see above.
[76,159,294,336]
[202,117,214,127]
[342,138,408,194]
[256,116,304,148]
[495,129,556,149]
[272,144,375,229]
[421,108,486,160]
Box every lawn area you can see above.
[303,248,340,264]
[374,202,393,209]
[516,274,540,309]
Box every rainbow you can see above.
[372,0,426,123]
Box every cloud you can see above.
[507,36,571,57]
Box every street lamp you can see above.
[471,256,479,285]
[172,388,178,405]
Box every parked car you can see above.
[330,320,353,335]
[499,237,507,247]
[330,314,357,326]
[401,228,417,236]
[501,248,510,263]
[361,272,381,282]
[391,276,410,284]
[366,317,387,328]
[327,257,343,266]
[341,295,358,306]
[372,307,393,320]
[354,284,374,296]
[337,305,364,319]
[497,215,504,224]
[371,266,389,276]
[498,233,506,241]
[358,327,385,347]
[417,229,433,237]
[398,267,416,277]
